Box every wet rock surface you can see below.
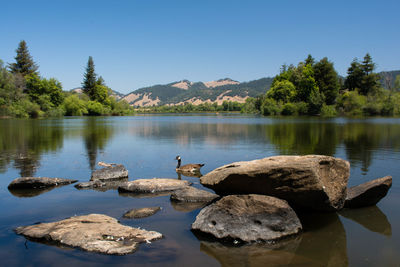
[118,178,192,194]
[170,187,219,203]
[191,194,302,243]
[8,177,78,189]
[91,164,128,181]
[344,176,392,208]
[123,207,161,219]
[200,155,350,211]
[75,178,128,191]
[15,214,162,255]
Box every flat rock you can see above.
[91,164,128,181]
[191,194,302,243]
[123,207,161,219]
[170,187,219,203]
[344,176,392,208]
[118,178,192,194]
[15,214,162,255]
[8,177,77,189]
[75,178,128,192]
[200,155,350,211]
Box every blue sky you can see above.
[1,0,399,94]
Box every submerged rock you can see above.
[91,164,128,181]
[123,207,161,219]
[200,155,350,211]
[8,177,77,189]
[75,178,128,192]
[170,187,219,203]
[344,176,392,208]
[171,201,209,213]
[191,194,302,243]
[118,178,191,194]
[15,214,162,255]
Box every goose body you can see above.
[175,156,204,173]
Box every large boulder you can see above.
[191,194,302,243]
[91,164,128,181]
[118,178,191,194]
[200,155,350,211]
[8,177,77,189]
[344,176,392,208]
[15,214,162,255]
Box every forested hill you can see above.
[121,77,274,107]
[114,70,399,107]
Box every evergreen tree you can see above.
[344,58,363,91]
[82,56,97,99]
[313,57,340,105]
[8,40,39,77]
[305,54,315,66]
[360,53,380,95]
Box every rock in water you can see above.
[170,187,219,203]
[191,194,302,243]
[91,164,128,181]
[123,207,161,219]
[200,155,350,211]
[118,178,191,194]
[8,177,78,189]
[344,176,392,208]
[15,214,162,255]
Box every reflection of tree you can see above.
[266,122,338,156]
[0,119,63,176]
[83,118,114,170]
[341,123,400,172]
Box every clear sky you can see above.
[1,0,399,94]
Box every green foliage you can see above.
[240,97,260,114]
[63,95,88,116]
[109,98,134,115]
[8,40,39,77]
[10,98,42,118]
[336,91,366,116]
[320,104,337,117]
[267,80,296,102]
[25,74,64,108]
[82,56,97,99]
[395,75,400,91]
[281,103,297,115]
[261,98,281,115]
[313,57,340,105]
[86,101,105,115]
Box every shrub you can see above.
[320,104,337,117]
[63,95,88,116]
[261,98,282,115]
[87,101,105,115]
[281,103,297,115]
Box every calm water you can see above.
[0,115,399,267]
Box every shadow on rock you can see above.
[339,205,391,236]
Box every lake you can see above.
[0,115,399,266]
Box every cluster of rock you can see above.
[192,155,392,243]
[7,155,393,255]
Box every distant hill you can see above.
[122,77,274,107]
[380,70,400,90]
[70,87,124,100]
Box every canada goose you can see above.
[175,156,204,173]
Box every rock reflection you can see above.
[339,206,392,236]
[294,212,348,266]
[170,200,208,213]
[8,186,63,197]
[199,236,311,267]
[176,171,202,179]
[118,190,172,199]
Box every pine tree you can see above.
[360,53,380,95]
[313,57,340,105]
[82,56,97,99]
[344,58,363,91]
[8,40,39,77]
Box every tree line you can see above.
[0,40,133,118]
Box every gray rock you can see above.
[200,155,350,211]
[191,194,302,243]
[170,187,219,203]
[8,177,77,189]
[75,178,128,192]
[91,164,128,181]
[344,176,392,208]
[118,178,192,194]
[171,201,209,213]
[123,207,161,219]
[15,214,162,255]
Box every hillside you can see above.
[122,77,274,107]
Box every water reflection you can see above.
[176,171,202,179]
[8,184,71,197]
[339,206,392,236]
[0,119,63,177]
[82,118,114,170]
